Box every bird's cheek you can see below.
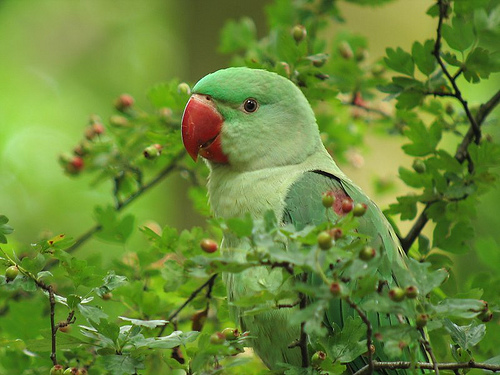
[181,95,229,164]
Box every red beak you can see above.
[181,94,228,164]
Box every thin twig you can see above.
[353,360,500,375]
[345,296,373,374]
[298,273,309,368]
[419,328,439,375]
[157,274,218,337]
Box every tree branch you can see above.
[345,296,373,374]
[157,274,218,337]
[353,360,500,375]
[419,328,439,375]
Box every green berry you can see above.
[5,265,19,282]
[371,64,385,77]
[50,365,64,375]
[338,41,353,59]
[200,239,218,253]
[311,351,327,366]
[109,115,129,127]
[353,203,367,217]
[317,231,332,250]
[221,328,239,340]
[405,285,418,299]
[101,292,112,300]
[330,228,344,240]
[412,159,426,174]
[209,332,226,345]
[416,313,428,328]
[389,287,405,302]
[63,368,79,375]
[143,145,162,160]
[321,193,334,208]
[359,246,376,261]
[291,25,307,43]
[177,82,191,95]
[330,282,342,296]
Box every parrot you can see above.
[181,67,411,372]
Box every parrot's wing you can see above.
[283,170,415,374]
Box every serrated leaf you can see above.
[78,304,108,324]
[464,47,500,83]
[97,354,144,375]
[434,299,486,319]
[323,316,366,363]
[443,320,486,349]
[384,47,414,76]
[134,331,199,349]
[219,17,256,54]
[442,18,474,51]
[412,40,436,75]
[226,214,253,237]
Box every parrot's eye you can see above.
[243,98,258,113]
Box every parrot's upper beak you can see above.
[181,94,228,164]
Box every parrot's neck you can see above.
[207,145,339,220]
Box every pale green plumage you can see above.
[192,67,408,371]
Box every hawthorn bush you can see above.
[1,1,500,374]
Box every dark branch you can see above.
[157,274,218,337]
[298,273,309,368]
[345,297,373,374]
[353,360,500,375]
[419,328,439,375]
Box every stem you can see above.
[345,296,373,375]
[419,328,439,375]
[353,361,500,375]
[157,274,217,337]
[299,273,309,368]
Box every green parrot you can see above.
[181,67,410,372]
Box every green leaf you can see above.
[404,258,448,295]
[219,17,256,54]
[402,120,441,156]
[384,47,414,76]
[396,90,424,110]
[97,355,144,375]
[119,316,168,329]
[135,331,199,349]
[464,47,500,83]
[443,320,486,349]
[433,220,473,254]
[94,205,135,244]
[442,18,474,51]
[226,214,253,237]
[0,215,13,244]
[323,316,366,363]
[412,40,436,75]
[78,304,108,324]
[434,299,486,319]
[476,237,500,271]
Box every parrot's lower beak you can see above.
[181,94,228,164]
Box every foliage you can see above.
[1,0,500,374]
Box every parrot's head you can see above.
[181,67,321,171]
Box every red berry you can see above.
[115,94,134,111]
[353,203,367,217]
[317,231,332,250]
[416,314,428,328]
[389,287,405,302]
[292,25,307,43]
[5,265,19,282]
[321,193,335,208]
[359,246,376,261]
[341,198,353,213]
[405,285,418,299]
[330,282,342,296]
[330,228,344,240]
[92,122,104,135]
[200,239,218,253]
[221,328,239,340]
[50,365,65,375]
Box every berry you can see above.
[355,47,368,62]
[478,309,493,323]
[158,107,173,120]
[91,122,104,135]
[109,115,129,127]
[209,332,226,345]
[416,314,428,328]
[338,41,353,59]
[143,144,162,160]
[371,64,385,77]
[330,282,342,296]
[311,351,327,366]
[177,82,191,95]
[115,94,134,111]
[445,103,454,115]
[50,365,64,375]
[58,322,71,333]
[65,156,84,175]
[63,368,79,375]
[101,292,112,300]
[341,198,353,213]
[405,285,418,299]
[191,309,208,331]
[200,239,218,253]
[388,287,405,302]
[5,265,19,282]
[330,227,344,240]
[359,246,376,261]
[412,159,426,174]
[221,328,239,340]
[291,25,307,43]
[317,231,332,250]
[321,193,335,208]
[353,203,367,217]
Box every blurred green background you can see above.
[0,0,498,285]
